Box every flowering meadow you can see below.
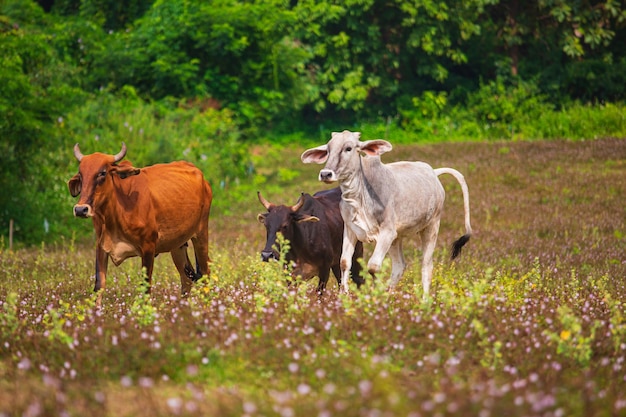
[1,138,626,417]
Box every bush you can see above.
[394,78,626,142]
[563,58,626,103]
[463,77,554,140]
[527,101,626,140]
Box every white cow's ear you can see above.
[359,140,392,156]
[301,145,329,164]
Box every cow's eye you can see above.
[345,146,352,152]
[96,170,106,180]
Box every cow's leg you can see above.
[331,264,342,289]
[419,219,441,298]
[316,266,331,295]
[350,242,365,287]
[366,229,397,280]
[171,246,194,297]
[141,248,156,294]
[191,229,210,279]
[388,239,406,288]
[176,242,202,282]
[94,245,108,307]
[339,227,358,293]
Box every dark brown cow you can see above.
[257,187,365,293]
[68,143,212,303]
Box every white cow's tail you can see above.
[434,167,472,259]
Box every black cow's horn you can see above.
[257,191,273,210]
[73,143,84,162]
[291,194,304,212]
[113,142,127,162]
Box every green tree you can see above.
[474,0,626,96]
[44,0,155,31]
[291,0,497,122]
[86,0,312,130]
[0,1,86,245]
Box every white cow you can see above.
[301,130,472,296]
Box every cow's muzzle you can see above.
[319,169,336,183]
[261,250,277,262]
[73,204,93,218]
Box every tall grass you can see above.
[528,102,626,140]
[1,245,625,416]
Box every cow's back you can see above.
[385,161,442,195]
[312,188,344,248]
[139,161,212,252]
[386,161,445,233]
[294,190,343,264]
[355,158,444,235]
[314,187,343,236]
[312,187,342,204]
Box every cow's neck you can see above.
[93,179,132,228]
[339,156,388,241]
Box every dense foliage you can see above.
[1,0,625,245]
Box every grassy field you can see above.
[1,137,626,416]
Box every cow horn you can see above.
[257,191,273,210]
[291,194,304,212]
[73,143,84,162]
[113,142,127,162]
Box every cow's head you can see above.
[257,192,318,262]
[300,130,392,183]
[68,143,140,218]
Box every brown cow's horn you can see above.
[291,194,304,212]
[73,143,84,162]
[113,142,127,162]
[257,191,273,210]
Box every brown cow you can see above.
[68,143,212,303]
